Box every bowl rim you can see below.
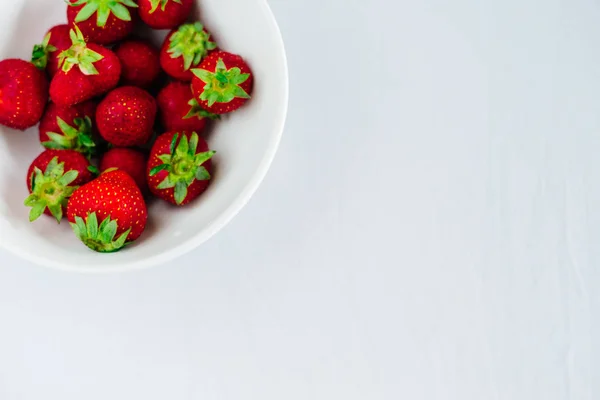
[1,0,289,273]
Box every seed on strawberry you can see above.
[50,27,121,107]
[139,0,193,29]
[147,131,215,206]
[67,0,138,45]
[96,86,157,147]
[100,147,148,193]
[25,149,93,222]
[160,22,217,82]
[0,59,49,130]
[191,51,253,115]
[157,81,219,133]
[115,39,161,89]
[31,24,72,78]
[67,170,148,252]
[39,101,98,158]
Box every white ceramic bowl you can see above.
[0,0,288,272]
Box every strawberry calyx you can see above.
[42,116,97,159]
[149,132,215,205]
[168,22,217,71]
[70,212,131,252]
[70,0,138,27]
[58,27,104,75]
[31,32,58,70]
[150,0,182,13]
[183,98,220,120]
[88,165,100,175]
[24,156,80,223]
[191,58,250,106]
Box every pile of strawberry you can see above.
[0,0,253,253]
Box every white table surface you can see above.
[1,0,599,398]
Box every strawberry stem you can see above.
[149,132,215,205]
[58,26,104,75]
[70,0,138,27]
[149,0,182,13]
[191,58,250,106]
[168,22,217,71]
[42,116,97,159]
[24,156,80,223]
[70,212,131,252]
[183,98,220,120]
[31,32,57,70]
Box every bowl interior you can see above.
[0,0,288,271]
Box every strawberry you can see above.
[147,131,215,205]
[31,24,72,78]
[115,39,161,89]
[156,81,218,133]
[100,147,148,193]
[139,0,193,30]
[67,0,138,45]
[39,101,98,158]
[96,86,157,147]
[0,59,49,130]
[191,51,253,115]
[160,22,217,82]
[25,149,93,223]
[67,170,148,252]
[50,27,121,107]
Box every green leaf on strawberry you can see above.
[24,157,80,223]
[31,32,58,70]
[58,26,104,75]
[42,116,97,159]
[88,165,100,176]
[149,132,215,205]
[192,58,251,106]
[183,98,220,120]
[150,0,182,13]
[70,212,131,253]
[168,22,217,71]
[70,0,138,27]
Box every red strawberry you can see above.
[67,170,147,252]
[50,27,121,107]
[96,86,157,147]
[139,0,193,29]
[67,0,138,45]
[156,81,218,133]
[147,131,215,206]
[31,24,72,78]
[25,149,93,223]
[0,59,48,131]
[39,101,98,158]
[160,22,217,82]
[115,39,161,89]
[100,147,148,193]
[191,51,253,115]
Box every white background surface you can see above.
[1,0,599,398]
